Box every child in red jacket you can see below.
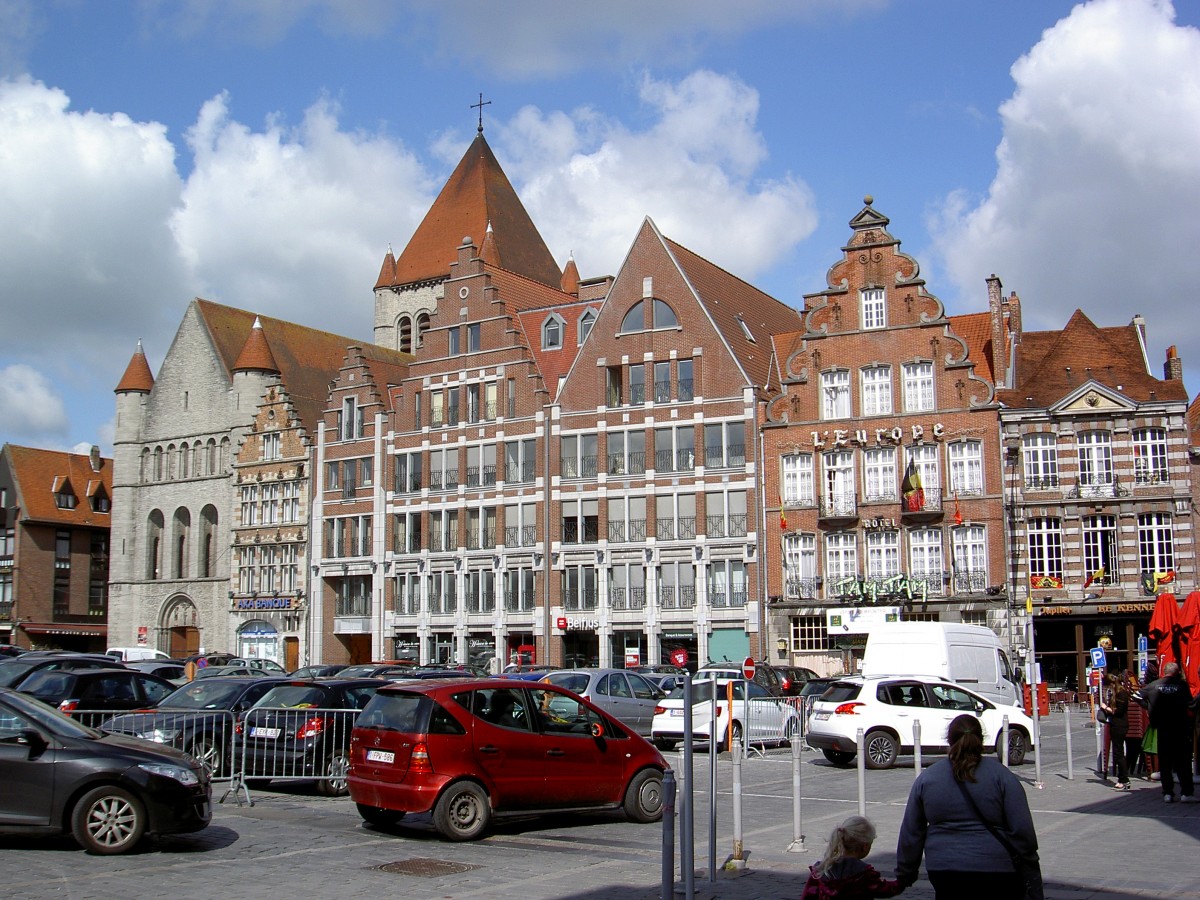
[802,815,906,899]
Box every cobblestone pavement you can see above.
[1,712,1197,899]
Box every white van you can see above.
[106,647,172,662]
[860,622,1020,707]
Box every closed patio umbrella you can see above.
[1147,592,1180,667]
[1177,591,1200,696]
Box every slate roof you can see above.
[997,310,1188,408]
[378,133,561,290]
[2,444,112,527]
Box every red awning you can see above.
[20,623,108,637]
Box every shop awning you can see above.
[21,623,108,637]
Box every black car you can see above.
[777,665,820,697]
[125,660,189,684]
[0,644,26,658]
[238,678,384,796]
[103,676,289,778]
[288,664,349,679]
[0,654,127,690]
[17,667,177,717]
[0,686,210,854]
[337,662,419,679]
[698,660,786,697]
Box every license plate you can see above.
[814,711,830,720]
[366,749,395,764]
[670,709,683,717]
[250,727,281,739]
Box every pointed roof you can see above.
[479,220,500,266]
[1,443,112,527]
[383,132,561,289]
[232,317,280,374]
[373,245,397,290]
[560,253,580,296]
[114,339,155,393]
[997,310,1188,408]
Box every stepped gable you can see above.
[114,340,154,393]
[3,444,111,527]
[663,234,803,398]
[194,299,410,431]
[385,132,561,289]
[998,310,1187,407]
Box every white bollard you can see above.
[1002,715,1010,767]
[913,718,923,781]
[856,727,866,818]
[788,736,806,852]
[1065,704,1074,780]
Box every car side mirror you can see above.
[974,701,986,716]
[18,728,47,755]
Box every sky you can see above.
[2,0,1199,456]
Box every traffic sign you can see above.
[1090,646,1107,669]
[1138,634,1148,653]
[742,656,756,680]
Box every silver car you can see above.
[540,668,664,736]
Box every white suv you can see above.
[804,675,1034,770]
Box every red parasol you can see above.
[1178,591,1200,696]
[1147,592,1180,667]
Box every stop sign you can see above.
[742,656,756,680]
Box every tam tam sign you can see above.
[811,423,945,450]
[826,606,901,635]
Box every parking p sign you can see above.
[1090,646,1107,669]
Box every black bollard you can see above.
[661,768,676,899]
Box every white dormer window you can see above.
[578,309,596,345]
[542,314,565,349]
[861,288,886,330]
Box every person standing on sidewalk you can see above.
[1099,671,1131,790]
[1134,661,1195,803]
[1124,670,1147,778]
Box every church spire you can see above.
[114,339,154,393]
[232,316,280,374]
[560,252,580,296]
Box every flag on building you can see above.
[779,494,787,531]
[953,492,963,526]
[1030,574,1064,590]
[901,458,925,512]
[1083,567,1105,589]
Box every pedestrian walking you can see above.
[1134,661,1195,802]
[1099,671,1131,790]
[802,815,905,899]
[896,714,1042,900]
[1124,670,1147,778]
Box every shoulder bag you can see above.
[954,776,1045,900]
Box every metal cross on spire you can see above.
[471,93,491,134]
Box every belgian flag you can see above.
[901,458,925,512]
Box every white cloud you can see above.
[499,71,818,282]
[931,0,1200,375]
[0,363,68,440]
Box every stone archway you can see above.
[160,595,199,657]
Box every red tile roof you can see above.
[115,340,155,393]
[948,311,996,385]
[232,317,280,374]
[380,133,561,290]
[997,310,1188,407]
[3,444,112,527]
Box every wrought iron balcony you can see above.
[611,586,647,610]
[901,486,942,516]
[659,585,696,609]
[819,492,858,521]
[784,576,819,600]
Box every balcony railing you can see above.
[610,587,647,610]
[705,445,746,468]
[429,593,457,615]
[901,486,942,515]
[429,469,459,491]
[863,487,898,503]
[1133,468,1169,486]
[658,585,696,609]
[0,601,12,620]
[506,461,536,483]
[819,492,858,520]
[607,451,647,476]
[952,570,988,594]
[560,455,599,479]
[1068,475,1128,499]
[678,378,694,401]
[562,520,600,544]
[784,576,819,600]
[654,380,671,403]
[1023,475,1060,491]
[504,591,535,612]
[394,593,420,616]
[504,524,537,547]
[564,589,598,611]
[470,594,496,614]
[335,596,370,617]
[630,384,646,404]
[709,589,748,609]
[608,519,648,542]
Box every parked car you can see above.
[0,654,126,690]
[17,667,177,715]
[106,647,173,662]
[348,677,667,841]
[650,676,801,751]
[338,662,419,679]
[0,644,27,658]
[103,676,290,777]
[776,665,820,697]
[179,653,239,668]
[0,686,211,854]
[224,658,287,674]
[797,677,836,733]
[500,663,556,676]
[804,674,1035,770]
[125,660,190,685]
[540,668,664,736]
[698,660,785,697]
[288,664,349,679]
[238,678,384,796]
[192,665,260,679]
[642,672,684,695]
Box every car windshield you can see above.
[357,692,430,732]
[252,685,330,708]
[0,689,102,738]
[0,660,40,688]
[159,680,248,709]
[545,672,590,693]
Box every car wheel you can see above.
[185,735,225,779]
[356,802,406,828]
[623,768,664,823]
[823,749,855,767]
[652,738,677,752]
[864,730,899,769]
[433,781,490,841]
[317,751,350,796]
[71,785,146,855]
[999,729,1028,766]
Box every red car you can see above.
[348,677,667,841]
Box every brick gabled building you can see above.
[761,200,1007,674]
[0,444,112,650]
[997,310,1192,688]
[552,217,803,669]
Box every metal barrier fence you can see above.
[67,706,356,805]
[740,697,802,750]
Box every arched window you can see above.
[415,312,430,348]
[206,439,217,475]
[653,299,678,329]
[140,448,150,483]
[219,437,230,473]
[147,510,164,580]
[199,505,218,578]
[398,315,413,353]
[542,314,565,349]
[153,446,163,481]
[620,301,645,334]
[172,507,191,579]
[166,444,176,480]
[578,309,597,345]
[179,443,189,479]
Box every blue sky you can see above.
[2,0,1199,454]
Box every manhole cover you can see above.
[377,858,480,878]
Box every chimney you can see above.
[1165,345,1183,381]
[986,275,1006,387]
[89,445,102,473]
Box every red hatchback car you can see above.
[348,677,667,841]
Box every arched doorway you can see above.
[160,595,199,657]
[238,619,280,664]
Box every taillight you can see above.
[59,699,79,712]
[834,702,865,715]
[654,705,666,715]
[410,741,431,773]
[781,677,792,691]
[296,717,326,740]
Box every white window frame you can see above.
[863,447,897,502]
[1082,514,1118,584]
[820,369,851,419]
[948,440,984,496]
[783,533,816,599]
[861,288,886,330]
[825,532,857,581]
[861,366,892,416]
[865,530,900,579]
[902,361,934,412]
[1132,427,1169,485]
[1022,433,1059,490]
[909,527,944,594]
[782,453,814,506]
[1138,512,1175,574]
[1027,517,1063,584]
[1077,430,1114,494]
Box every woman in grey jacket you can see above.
[895,714,1041,899]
